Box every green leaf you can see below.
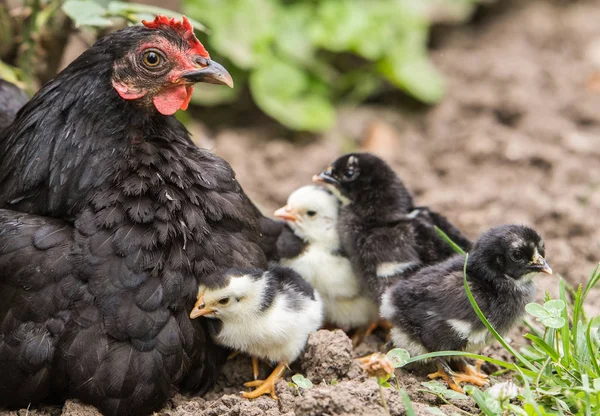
[525,303,550,319]
[379,54,445,104]
[249,57,335,132]
[75,16,114,27]
[464,386,501,416]
[183,0,274,68]
[421,381,468,400]
[291,374,313,390]
[63,0,110,27]
[444,389,470,401]
[274,4,315,64]
[543,299,566,316]
[311,0,369,53]
[425,407,447,415]
[542,316,566,329]
[593,378,600,392]
[108,2,207,32]
[0,61,25,89]
[386,348,410,368]
[421,380,449,394]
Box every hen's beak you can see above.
[274,205,299,222]
[313,168,338,185]
[529,257,553,275]
[182,60,234,88]
[190,295,215,319]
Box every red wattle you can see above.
[180,86,194,111]
[152,85,189,116]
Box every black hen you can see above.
[314,152,472,300]
[0,79,28,131]
[0,16,273,416]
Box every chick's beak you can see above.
[274,205,299,222]
[313,168,338,185]
[531,257,553,275]
[189,295,215,319]
[182,60,234,88]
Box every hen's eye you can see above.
[344,170,354,178]
[218,297,230,306]
[307,210,317,217]
[142,51,162,68]
[510,251,524,262]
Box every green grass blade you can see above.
[582,263,600,302]
[586,317,600,376]
[524,334,560,362]
[573,283,584,343]
[434,226,466,255]
[582,373,592,416]
[462,255,537,372]
[401,350,536,378]
[399,389,416,416]
[558,279,571,367]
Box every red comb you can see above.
[142,15,210,58]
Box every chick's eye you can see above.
[218,297,230,306]
[510,251,524,262]
[307,210,317,217]
[142,50,162,68]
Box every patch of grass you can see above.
[388,230,600,415]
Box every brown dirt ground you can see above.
[4,0,600,415]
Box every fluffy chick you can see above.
[274,185,380,331]
[189,266,323,399]
[314,152,472,300]
[380,224,552,392]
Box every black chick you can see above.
[0,15,272,416]
[314,152,471,300]
[380,224,552,392]
[0,79,28,132]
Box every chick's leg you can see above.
[242,362,287,399]
[454,358,488,387]
[352,319,393,346]
[252,357,260,380]
[427,358,464,393]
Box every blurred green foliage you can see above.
[184,0,480,131]
[1,0,482,131]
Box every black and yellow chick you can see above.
[190,266,323,399]
[314,152,471,300]
[380,224,552,392]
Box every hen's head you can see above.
[111,15,233,116]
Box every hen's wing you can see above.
[0,209,77,407]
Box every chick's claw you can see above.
[428,358,464,393]
[455,360,489,387]
[242,362,287,400]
